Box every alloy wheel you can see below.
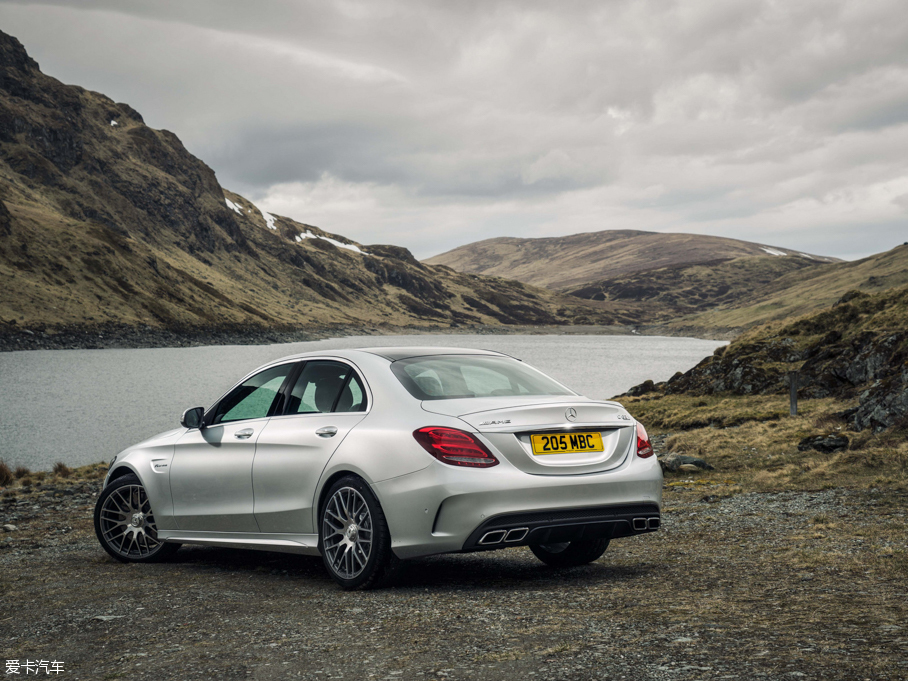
[98,484,163,559]
[322,486,374,580]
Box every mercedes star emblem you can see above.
[565,407,577,422]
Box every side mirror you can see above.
[180,407,205,429]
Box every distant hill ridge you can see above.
[0,29,612,345]
[423,227,908,339]
[425,230,835,290]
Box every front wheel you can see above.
[319,476,399,590]
[530,538,609,568]
[94,473,179,563]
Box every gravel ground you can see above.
[1,480,906,680]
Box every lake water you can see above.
[0,334,724,471]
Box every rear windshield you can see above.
[390,355,575,401]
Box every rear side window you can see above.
[335,374,367,412]
[212,364,294,424]
[391,355,574,401]
[286,361,367,414]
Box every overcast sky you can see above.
[2,0,907,259]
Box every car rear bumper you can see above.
[463,502,660,551]
[372,447,663,560]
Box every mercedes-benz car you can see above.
[95,347,662,589]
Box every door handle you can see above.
[316,426,338,438]
[234,428,254,439]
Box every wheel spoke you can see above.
[332,545,346,571]
[103,526,125,540]
[323,520,344,535]
[108,490,129,514]
[326,507,345,524]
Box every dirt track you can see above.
[2,479,906,680]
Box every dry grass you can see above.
[617,393,908,492]
[0,461,107,493]
[52,461,72,477]
[620,392,800,430]
[0,459,12,487]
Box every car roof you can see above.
[274,346,510,364]
[358,346,509,361]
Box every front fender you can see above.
[104,447,177,531]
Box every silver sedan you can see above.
[94,347,662,589]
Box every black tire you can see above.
[319,475,399,590]
[529,538,610,568]
[94,473,180,563]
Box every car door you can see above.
[170,362,296,532]
[252,360,369,534]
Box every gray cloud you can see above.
[1,0,906,259]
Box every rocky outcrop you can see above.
[660,454,715,473]
[847,365,908,431]
[798,435,850,454]
[628,287,908,432]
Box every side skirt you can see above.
[157,530,321,556]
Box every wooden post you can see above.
[789,371,798,417]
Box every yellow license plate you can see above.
[531,432,603,455]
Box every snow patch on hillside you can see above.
[225,198,243,215]
[296,230,364,254]
[761,247,786,256]
[260,208,277,230]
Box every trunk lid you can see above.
[421,397,635,476]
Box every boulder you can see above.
[797,435,849,454]
[625,379,656,396]
[660,454,715,472]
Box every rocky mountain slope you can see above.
[425,229,834,290]
[570,243,908,334]
[659,243,908,334]
[568,254,821,323]
[627,285,908,432]
[0,30,610,347]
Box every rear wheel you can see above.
[94,473,179,563]
[319,475,399,590]
[530,538,609,567]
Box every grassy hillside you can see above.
[568,254,823,324]
[424,229,833,290]
[0,30,612,345]
[566,243,908,335]
[665,243,908,334]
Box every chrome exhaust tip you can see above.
[632,518,648,532]
[504,527,529,543]
[647,517,660,530]
[479,530,507,545]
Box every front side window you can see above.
[286,361,367,414]
[391,355,575,401]
[212,364,294,424]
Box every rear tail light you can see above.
[636,421,654,458]
[413,427,500,468]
